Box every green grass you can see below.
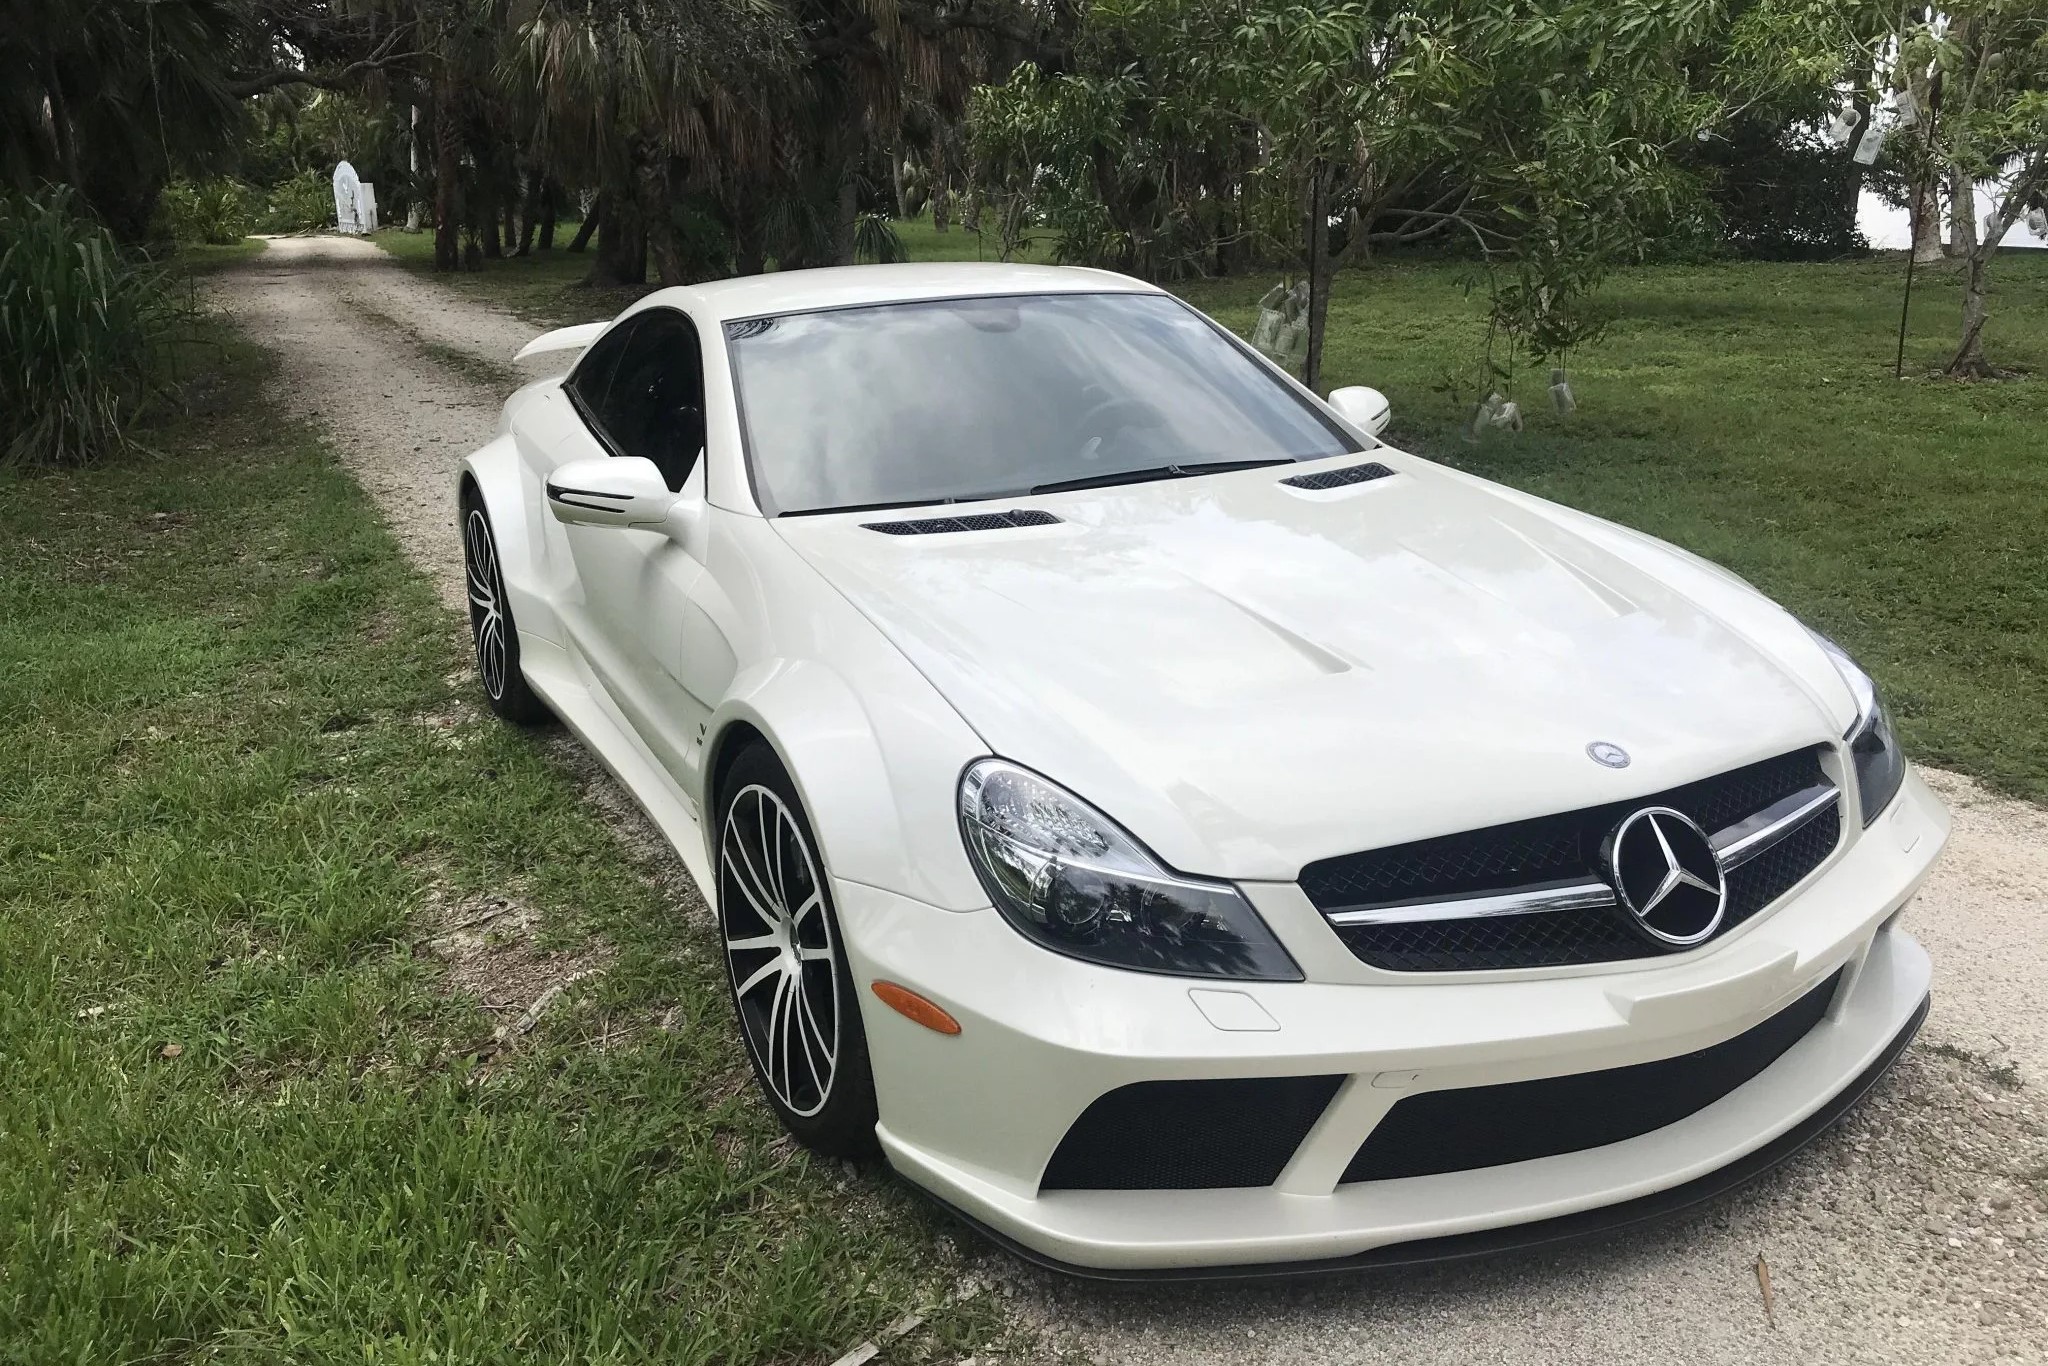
[0,328,1009,1362]
[373,221,2048,803]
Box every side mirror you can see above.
[545,457,676,529]
[1327,385,1392,437]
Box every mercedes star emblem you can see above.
[1602,805,1727,947]
[1587,740,1631,769]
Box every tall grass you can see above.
[0,189,188,469]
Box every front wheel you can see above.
[717,743,879,1157]
[461,491,551,726]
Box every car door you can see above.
[557,309,723,787]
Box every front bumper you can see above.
[836,769,1948,1273]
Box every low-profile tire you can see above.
[460,490,551,726]
[717,742,880,1158]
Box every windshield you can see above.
[725,292,1359,515]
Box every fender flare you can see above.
[458,435,559,642]
[706,660,987,913]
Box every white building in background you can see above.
[1857,184,2046,250]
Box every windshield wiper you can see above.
[1030,458,1292,496]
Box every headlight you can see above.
[957,759,1301,981]
[1809,630,1906,825]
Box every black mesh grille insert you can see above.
[1343,970,1842,1183]
[1039,1075,1343,1191]
[862,509,1060,535]
[1281,461,1396,491]
[1307,748,1837,972]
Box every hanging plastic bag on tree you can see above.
[2025,206,2048,238]
[1548,367,1576,414]
[1252,280,1310,367]
[1851,117,1887,166]
[1892,89,1919,129]
[1823,107,1862,147]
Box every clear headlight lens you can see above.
[957,759,1302,980]
[1810,630,1906,825]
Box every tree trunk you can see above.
[482,185,503,259]
[833,177,859,267]
[1303,162,1334,392]
[1911,180,1944,263]
[585,176,646,287]
[641,146,685,287]
[568,194,601,253]
[1947,166,1977,258]
[932,180,951,233]
[537,180,557,250]
[433,79,460,272]
[1949,246,1992,376]
[1947,163,2046,377]
[891,148,910,220]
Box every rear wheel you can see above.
[461,490,551,726]
[718,743,879,1157]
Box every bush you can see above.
[158,179,254,245]
[254,171,335,234]
[0,189,188,468]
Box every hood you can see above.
[774,454,1857,881]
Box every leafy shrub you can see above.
[853,213,908,264]
[0,189,188,468]
[158,179,254,245]
[254,171,336,234]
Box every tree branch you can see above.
[227,27,414,98]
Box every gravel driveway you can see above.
[213,236,2047,1364]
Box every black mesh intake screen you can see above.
[862,509,1060,535]
[1039,1075,1344,1191]
[1281,461,1396,491]
[1342,970,1842,1183]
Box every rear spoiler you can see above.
[513,321,608,364]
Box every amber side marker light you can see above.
[871,981,962,1035]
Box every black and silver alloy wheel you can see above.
[722,783,841,1117]
[464,508,511,701]
[459,491,551,726]
[717,744,878,1155]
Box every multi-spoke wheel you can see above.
[718,743,878,1155]
[460,489,550,726]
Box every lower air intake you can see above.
[1040,1075,1343,1191]
[1342,971,1842,1183]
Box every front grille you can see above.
[862,508,1060,535]
[1306,748,1837,972]
[1281,461,1396,491]
[1039,1075,1342,1191]
[1342,970,1841,1182]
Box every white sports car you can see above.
[458,263,1947,1276]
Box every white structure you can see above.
[332,161,371,235]
[457,263,1946,1273]
[1858,182,2047,250]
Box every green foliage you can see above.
[157,178,255,245]
[853,212,909,264]
[1698,123,1867,260]
[253,170,339,235]
[0,189,188,469]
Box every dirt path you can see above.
[212,236,2046,1364]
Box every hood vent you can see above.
[1281,461,1395,491]
[863,509,1061,536]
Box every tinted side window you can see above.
[592,312,706,492]
[566,318,637,421]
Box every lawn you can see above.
[0,326,1007,1360]
[377,222,2048,803]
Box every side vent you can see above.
[863,509,1061,536]
[1281,461,1396,491]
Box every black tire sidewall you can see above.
[718,742,880,1158]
